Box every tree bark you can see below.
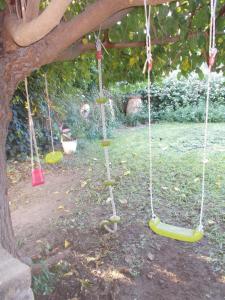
[0,49,39,256]
[0,61,17,256]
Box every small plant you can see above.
[32,267,56,296]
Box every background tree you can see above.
[0,0,224,256]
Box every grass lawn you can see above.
[11,122,225,298]
[72,122,225,272]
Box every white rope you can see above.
[96,37,118,233]
[44,74,55,152]
[25,78,41,170]
[143,0,155,218]
[199,0,217,230]
[22,1,41,171]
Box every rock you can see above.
[159,279,165,286]
[125,254,133,265]
[20,257,32,267]
[146,272,154,279]
[126,96,142,115]
[119,199,128,207]
[147,252,155,261]
[0,247,34,300]
[80,103,90,119]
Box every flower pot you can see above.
[61,139,77,154]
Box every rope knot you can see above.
[208,47,217,68]
[148,58,153,71]
[96,39,103,60]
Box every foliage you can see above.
[1,0,225,80]
[6,68,118,159]
[32,268,56,296]
[110,72,225,125]
[7,73,53,159]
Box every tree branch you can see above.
[56,35,183,62]
[218,4,225,17]
[56,30,220,63]
[36,0,175,65]
[5,0,72,46]
[100,8,133,31]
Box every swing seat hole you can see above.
[104,180,115,187]
[101,139,111,147]
[32,168,45,187]
[45,151,63,164]
[149,217,203,243]
[96,97,108,104]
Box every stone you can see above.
[0,247,34,300]
[80,103,90,119]
[146,272,154,279]
[126,96,142,115]
[147,252,155,261]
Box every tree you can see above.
[0,0,224,256]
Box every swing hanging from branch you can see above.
[44,74,63,164]
[95,33,120,233]
[145,0,218,242]
[25,78,45,187]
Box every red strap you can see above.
[148,60,153,71]
[96,50,103,60]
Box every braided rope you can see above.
[199,0,217,230]
[143,0,155,218]
[24,78,41,170]
[44,74,55,152]
[96,38,118,233]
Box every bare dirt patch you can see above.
[9,166,225,300]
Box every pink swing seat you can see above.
[32,168,45,187]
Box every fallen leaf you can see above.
[63,271,74,277]
[36,240,43,244]
[208,220,215,225]
[146,272,154,279]
[58,205,65,210]
[119,199,128,205]
[162,186,168,190]
[64,240,71,249]
[80,181,87,188]
[106,197,111,204]
[123,170,130,176]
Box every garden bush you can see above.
[110,72,225,125]
[7,71,225,158]
[6,74,118,159]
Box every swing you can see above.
[25,78,45,187]
[44,74,63,164]
[95,34,120,233]
[143,0,217,242]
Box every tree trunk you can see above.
[0,65,17,256]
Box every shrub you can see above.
[110,72,225,125]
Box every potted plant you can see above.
[60,124,77,154]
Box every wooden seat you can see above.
[149,217,203,243]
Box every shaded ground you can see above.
[9,124,225,299]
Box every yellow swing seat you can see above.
[45,151,63,164]
[149,217,203,243]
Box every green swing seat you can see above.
[149,217,203,243]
